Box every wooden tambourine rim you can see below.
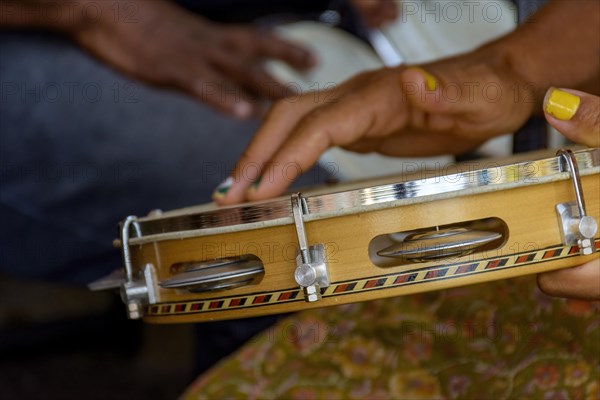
[143,241,599,320]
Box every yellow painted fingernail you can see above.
[544,87,580,121]
[413,67,438,91]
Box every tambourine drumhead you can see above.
[117,149,600,323]
[129,148,600,244]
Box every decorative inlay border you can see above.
[145,241,599,317]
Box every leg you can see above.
[0,31,326,374]
[0,31,322,282]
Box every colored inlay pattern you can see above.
[144,240,600,318]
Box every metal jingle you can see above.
[187,277,256,293]
[159,258,264,292]
[377,228,502,261]
[170,257,250,274]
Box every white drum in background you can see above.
[267,0,518,181]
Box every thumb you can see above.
[543,87,600,147]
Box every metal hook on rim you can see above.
[556,149,597,255]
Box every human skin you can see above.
[537,88,600,301]
[0,0,316,118]
[215,0,599,202]
[214,0,599,301]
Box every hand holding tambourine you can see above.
[214,79,600,302]
[537,88,600,301]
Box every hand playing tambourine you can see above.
[210,1,599,301]
[214,83,600,301]
[537,88,600,301]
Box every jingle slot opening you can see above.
[159,255,265,293]
[368,217,508,267]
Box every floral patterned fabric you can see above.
[183,276,600,399]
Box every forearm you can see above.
[495,0,600,100]
[0,0,163,35]
[0,0,94,33]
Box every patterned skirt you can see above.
[183,276,599,399]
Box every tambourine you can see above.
[91,148,600,323]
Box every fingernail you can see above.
[249,176,262,192]
[544,87,581,121]
[212,177,233,200]
[233,101,253,119]
[412,67,438,91]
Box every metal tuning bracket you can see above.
[119,215,157,319]
[291,193,330,302]
[555,149,598,256]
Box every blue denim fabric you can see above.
[0,32,323,283]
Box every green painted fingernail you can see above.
[212,177,233,200]
[250,176,262,190]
